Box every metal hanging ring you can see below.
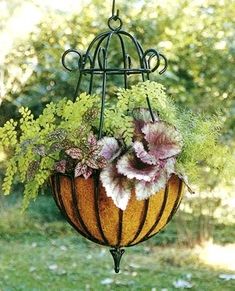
[108,15,123,31]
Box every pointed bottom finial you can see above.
[110,247,125,273]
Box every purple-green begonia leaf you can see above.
[135,158,176,200]
[133,119,145,140]
[133,141,157,165]
[135,173,168,200]
[66,148,83,160]
[142,122,183,160]
[133,108,158,140]
[55,160,67,174]
[117,153,160,182]
[100,164,131,210]
[99,137,122,162]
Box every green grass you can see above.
[0,194,234,290]
[0,237,235,290]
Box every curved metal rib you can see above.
[129,185,169,246]
[62,49,83,72]
[126,199,149,246]
[98,32,114,139]
[117,209,124,246]
[142,49,160,73]
[93,173,109,245]
[159,53,168,74]
[52,175,103,245]
[116,33,128,88]
[86,32,111,94]
[71,176,104,244]
[146,179,183,241]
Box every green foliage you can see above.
[1,81,233,210]
[104,81,177,145]
[0,0,234,241]
[1,1,234,189]
[0,119,18,149]
[0,92,100,209]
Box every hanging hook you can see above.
[108,0,122,31]
[112,0,116,16]
[111,0,119,19]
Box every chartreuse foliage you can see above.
[0,81,233,209]
[0,92,100,210]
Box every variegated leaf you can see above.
[117,153,160,182]
[99,137,122,162]
[100,164,131,210]
[66,148,83,160]
[142,122,183,160]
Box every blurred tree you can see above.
[1,0,234,136]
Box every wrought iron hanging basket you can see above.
[51,174,183,246]
[50,1,184,272]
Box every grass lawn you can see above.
[0,195,234,290]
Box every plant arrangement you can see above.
[0,81,231,210]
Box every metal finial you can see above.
[110,247,125,273]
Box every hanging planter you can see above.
[0,0,231,273]
[50,173,183,247]
[50,173,182,272]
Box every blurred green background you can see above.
[0,0,235,290]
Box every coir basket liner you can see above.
[50,173,183,247]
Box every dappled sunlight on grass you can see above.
[1,239,235,290]
[195,240,235,271]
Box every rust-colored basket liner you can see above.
[50,173,183,247]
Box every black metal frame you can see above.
[58,0,174,273]
[61,1,167,135]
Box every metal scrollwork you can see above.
[142,49,168,74]
[158,53,168,75]
[142,49,160,73]
[62,49,83,72]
